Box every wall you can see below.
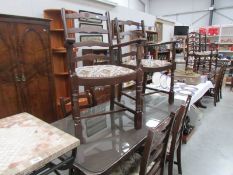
[149,0,211,28]
[0,0,153,25]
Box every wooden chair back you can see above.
[139,113,175,175]
[61,8,113,74]
[169,98,190,156]
[187,32,201,54]
[114,18,146,65]
[199,33,207,51]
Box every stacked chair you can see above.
[209,64,227,106]
[186,32,219,78]
[61,8,144,139]
[114,18,176,104]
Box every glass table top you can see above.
[53,94,182,174]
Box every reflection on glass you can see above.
[146,119,160,128]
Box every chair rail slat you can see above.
[72,54,109,62]
[73,41,110,47]
[68,27,108,34]
[66,12,107,21]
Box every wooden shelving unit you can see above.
[44,9,75,117]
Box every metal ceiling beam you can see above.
[209,0,215,25]
[214,11,233,22]
[162,9,209,17]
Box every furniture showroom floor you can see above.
[179,87,233,175]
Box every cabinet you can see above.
[44,9,75,117]
[0,14,56,122]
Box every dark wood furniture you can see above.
[61,9,143,136]
[110,112,175,175]
[167,95,191,175]
[53,95,183,175]
[44,9,78,118]
[145,41,176,105]
[0,14,56,122]
[186,32,219,75]
[114,18,175,104]
[60,91,94,118]
[139,115,174,175]
[210,65,226,106]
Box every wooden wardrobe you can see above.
[0,14,56,122]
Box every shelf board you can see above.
[52,47,67,53]
[220,35,233,37]
[206,35,219,38]
[54,72,69,76]
[219,50,233,53]
[218,43,233,45]
[50,28,64,32]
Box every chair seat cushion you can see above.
[75,65,135,78]
[123,59,171,68]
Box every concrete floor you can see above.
[167,86,233,175]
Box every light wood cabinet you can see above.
[44,9,75,118]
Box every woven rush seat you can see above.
[123,59,171,68]
[75,65,135,78]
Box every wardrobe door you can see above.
[0,20,23,118]
[18,21,56,122]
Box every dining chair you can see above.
[59,90,94,118]
[219,63,227,99]
[167,95,191,175]
[209,65,226,106]
[114,18,176,104]
[61,9,143,138]
[111,111,176,175]
[186,32,218,75]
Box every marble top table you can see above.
[0,112,80,175]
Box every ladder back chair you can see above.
[167,95,191,175]
[111,111,175,175]
[186,32,218,74]
[61,9,143,138]
[112,18,147,102]
[145,41,176,104]
[114,18,176,104]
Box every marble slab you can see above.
[0,113,80,175]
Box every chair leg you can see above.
[168,158,174,175]
[117,83,122,102]
[110,85,115,110]
[69,168,74,175]
[220,88,222,99]
[214,94,216,106]
[135,67,143,129]
[142,72,147,94]
[169,66,175,104]
[177,145,182,174]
